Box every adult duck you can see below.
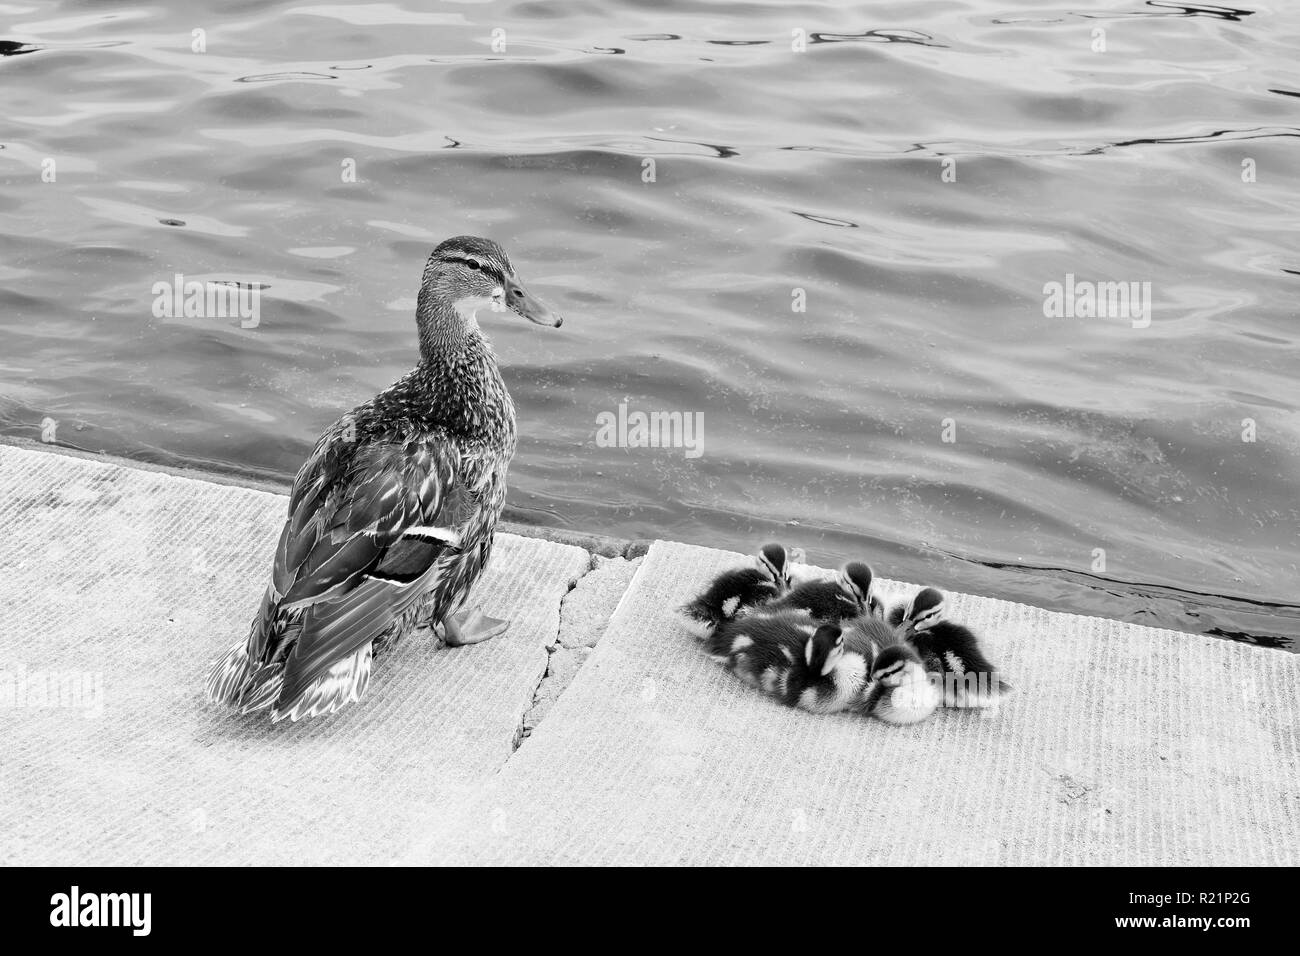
[206,236,562,721]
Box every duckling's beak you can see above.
[504,273,563,328]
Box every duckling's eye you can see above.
[466,258,481,271]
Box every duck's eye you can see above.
[466,258,481,271]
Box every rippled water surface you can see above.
[2,0,1298,648]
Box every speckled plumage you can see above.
[206,236,560,721]
[772,579,862,623]
[676,543,793,633]
[854,641,940,725]
[891,588,1010,707]
[843,612,903,663]
[769,561,878,624]
[706,609,868,714]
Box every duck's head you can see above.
[869,643,924,687]
[416,236,562,353]
[805,623,845,677]
[901,587,945,633]
[837,561,877,613]
[756,542,793,588]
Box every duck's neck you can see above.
[409,294,507,434]
[417,289,478,362]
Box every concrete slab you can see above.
[402,540,1300,865]
[522,554,642,736]
[0,443,589,865]
[5,444,1297,866]
[557,555,643,651]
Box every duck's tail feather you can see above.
[270,644,373,723]
[204,638,284,714]
[207,582,288,710]
[206,640,373,721]
[237,664,284,714]
[205,639,254,706]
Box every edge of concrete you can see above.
[5,436,1297,865]
[0,435,651,559]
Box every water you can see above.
[2,0,1297,650]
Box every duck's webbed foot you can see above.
[442,607,510,646]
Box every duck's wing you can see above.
[256,429,475,711]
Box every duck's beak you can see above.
[504,273,563,328]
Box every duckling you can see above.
[677,542,795,637]
[842,611,905,663]
[855,642,940,725]
[206,236,563,721]
[895,587,1011,707]
[770,560,881,623]
[706,610,868,714]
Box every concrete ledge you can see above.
[402,541,1300,865]
[0,436,647,558]
[2,441,1296,865]
[0,442,590,865]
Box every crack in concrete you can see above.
[511,550,644,753]
[508,553,596,754]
